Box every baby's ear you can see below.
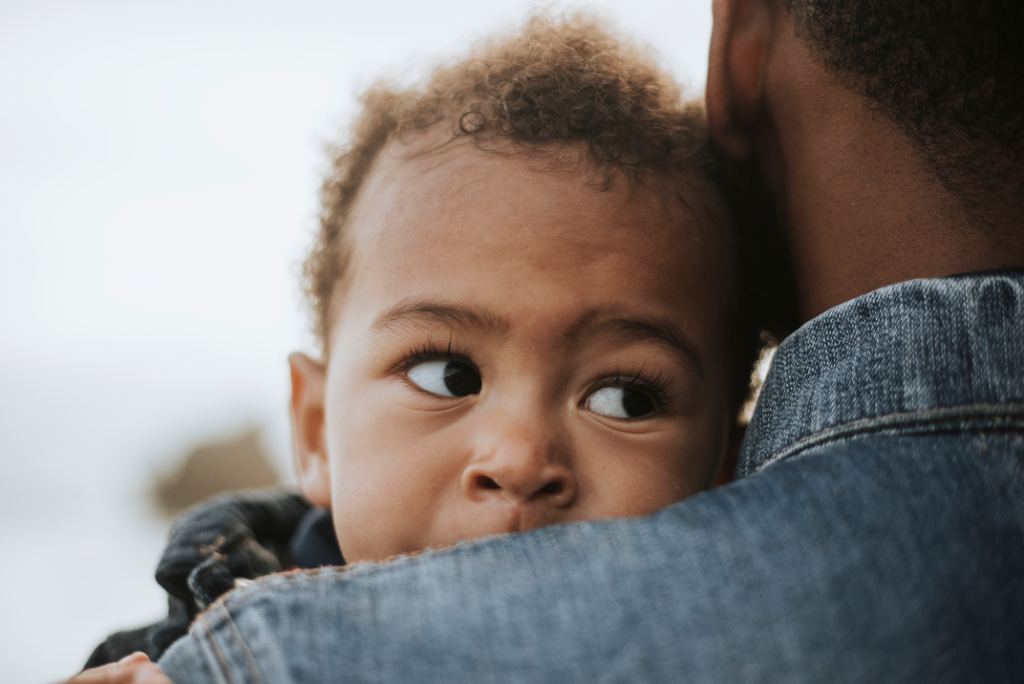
[288,352,332,509]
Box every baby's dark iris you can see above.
[443,361,481,396]
[621,388,655,417]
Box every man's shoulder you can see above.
[160,434,1024,683]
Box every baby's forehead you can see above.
[333,135,738,337]
[357,132,730,252]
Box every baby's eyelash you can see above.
[602,366,677,409]
[390,334,475,374]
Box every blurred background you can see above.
[0,1,711,680]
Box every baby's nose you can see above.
[461,440,577,509]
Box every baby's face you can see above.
[290,137,737,564]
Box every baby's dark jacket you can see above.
[84,489,343,670]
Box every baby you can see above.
[286,15,760,564]
[74,13,780,682]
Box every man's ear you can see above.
[707,0,774,160]
[289,352,332,509]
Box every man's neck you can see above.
[760,79,1024,322]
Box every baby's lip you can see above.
[422,502,566,555]
[443,494,569,545]
[492,498,561,534]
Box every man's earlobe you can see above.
[707,0,773,160]
[289,352,332,509]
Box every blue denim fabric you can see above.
[160,271,1024,683]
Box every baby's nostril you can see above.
[539,481,563,496]
[478,475,501,490]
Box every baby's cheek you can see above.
[599,472,697,518]
[327,424,470,563]
[330,496,392,563]
[324,452,423,562]
[577,431,714,519]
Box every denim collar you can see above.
[739,269,1024,477]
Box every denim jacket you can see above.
[161,271,1024,683]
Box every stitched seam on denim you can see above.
[754,403,1024,473]
[220,556,447,608]
[199,613,237,684]
[222,567,333,608]
[223,609,267,684]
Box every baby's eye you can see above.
[587,386,656,419]
[407,360,481,397]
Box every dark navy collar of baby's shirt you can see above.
[739,268,1024,477]
[291,507,345,568]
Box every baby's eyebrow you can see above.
[573,316,705,378]
[372,301,702,376]
[371,300,510,337]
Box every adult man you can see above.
[84,1,1024,681]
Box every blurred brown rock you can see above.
[153,428,281,516]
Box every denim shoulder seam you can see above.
[754,403,1024,474]
[197,613,237,684]
[222,608,268,684]
[220,567,337,609]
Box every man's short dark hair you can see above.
[785,0,1024,212]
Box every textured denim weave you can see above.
[742,270,1024,476]
[161,271,1024,684]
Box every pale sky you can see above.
[0,1,712,680]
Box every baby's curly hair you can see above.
[304,13,797,410]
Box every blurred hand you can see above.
[56,652,175,684]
